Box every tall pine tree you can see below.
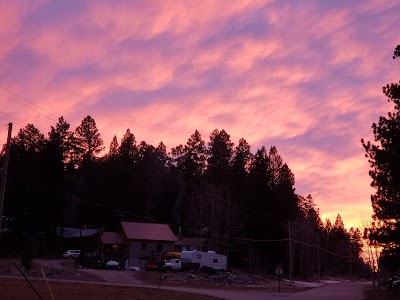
[362,45,400,269]
[74,116,104,166]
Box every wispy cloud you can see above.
[1,0,399,228]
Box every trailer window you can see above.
[213,258,218,263]
[197,254,201,259]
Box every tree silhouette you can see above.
[207,129,234,183]
[0,118,368,276]
[108,135,119,157]
[12,124,45,153]
[119,129,137,163]
[362,44,400,269]
[74,116,104,165]
[231,138,252,206]
[231,138,252,178]
[171,130,207,179]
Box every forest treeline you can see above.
[1,116,367,276]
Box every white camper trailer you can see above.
[168,250,227,270]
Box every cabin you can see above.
[120,221,177,269]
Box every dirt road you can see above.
[33,259,366,300]
[287,281,366,300]
[81,269,143,284]
[0,274,366,300]
[155,281,366,299]
[35,258,142,284]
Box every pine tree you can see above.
[207,129,234,183]
[334,214,345,231]
[12,124,46,152]
[108,135,119,157]
[361,45,400,268]
[74,116,104,164]
[46,117,76,174]
[231,138,252,206]
[171,129,207,179]
[119,129,137,162]
[231,138,252,177]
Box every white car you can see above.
[106,260,120,267]
[63,250,81,259]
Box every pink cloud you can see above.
[1,0,400,229]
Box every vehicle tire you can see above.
[166,267,172,272]
[68,255,73,259]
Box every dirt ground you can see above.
[136,270,305,293]
[32,258,306,292]
[0,278,223,300]
[0,258,103,282]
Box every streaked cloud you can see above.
[1,0,400,228]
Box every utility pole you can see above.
[288,220,292,285]
[0,123,12,237]
[317,232,320,279]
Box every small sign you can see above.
[275,266,283,276]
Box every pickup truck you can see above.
[163,259,199,271]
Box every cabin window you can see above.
[156,244,163,252]
[213,258,218,263]
[141,243,147,251]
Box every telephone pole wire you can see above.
[0,123,12,237]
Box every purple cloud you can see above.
[1,0,400,228]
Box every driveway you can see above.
[35,258,141,284]
[81,269,142,284]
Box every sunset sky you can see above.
[1,0,399,229]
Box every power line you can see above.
[0,112,25,127]
[0,91,58,123]
[0,84,58,119]
[68,196,290,243]
[7,174,362,261]
[0,115,14,125]
[4,164,360,259]
[7,174,290,244]
[292,238,350,258]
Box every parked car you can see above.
[106,260,120,269]
[63,250,81,259]
[387,275,400,290]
